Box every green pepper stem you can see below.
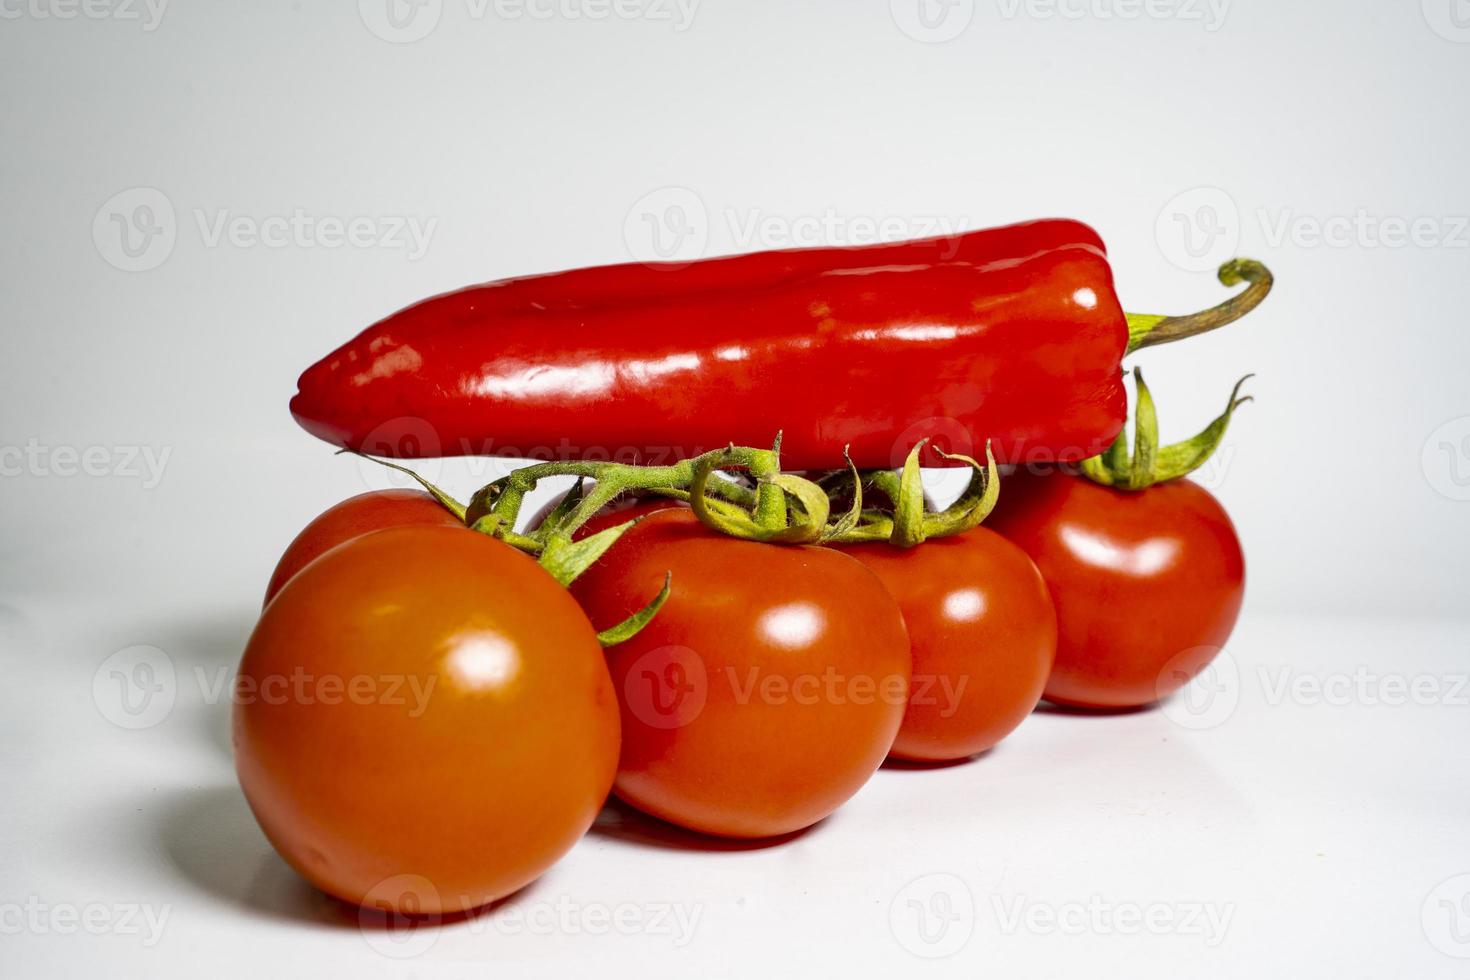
[1126,259,1274,354]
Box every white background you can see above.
[2,1,1468,977]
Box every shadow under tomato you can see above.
[588,796,822,852]
[158,783,546,930]
[142,606,260,766]
[880,747,995,772]
[1032,699,1156,717]
[159,783,354,928]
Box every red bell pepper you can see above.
[290,219,1269,470]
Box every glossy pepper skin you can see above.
[291,219,1127,470]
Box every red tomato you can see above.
[986,471,1245,709]
[844,529,1056,761]
[235,526,619,914]
[263,490,462,604]
[570,510,910,839]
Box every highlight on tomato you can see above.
[235,525,620,915]
[987,371,1250,710]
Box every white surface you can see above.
[4,604,1469,976]
[4,1,1470,976]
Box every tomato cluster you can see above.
[237,457,1242,915]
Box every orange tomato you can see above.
[235,526,618,914]
[263,489,463,604]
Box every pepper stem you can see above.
[1126,259,1274,354]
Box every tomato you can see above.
[985,471,1245,709]
[569,510,910,838]
[263,489,462,604]
[843,529,1056,761]
[235,526,618,914]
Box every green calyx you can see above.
[1081,369,1253,491]
[1126,259,1274,355]
[350,455,674,648]
[820,440,1000,548]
